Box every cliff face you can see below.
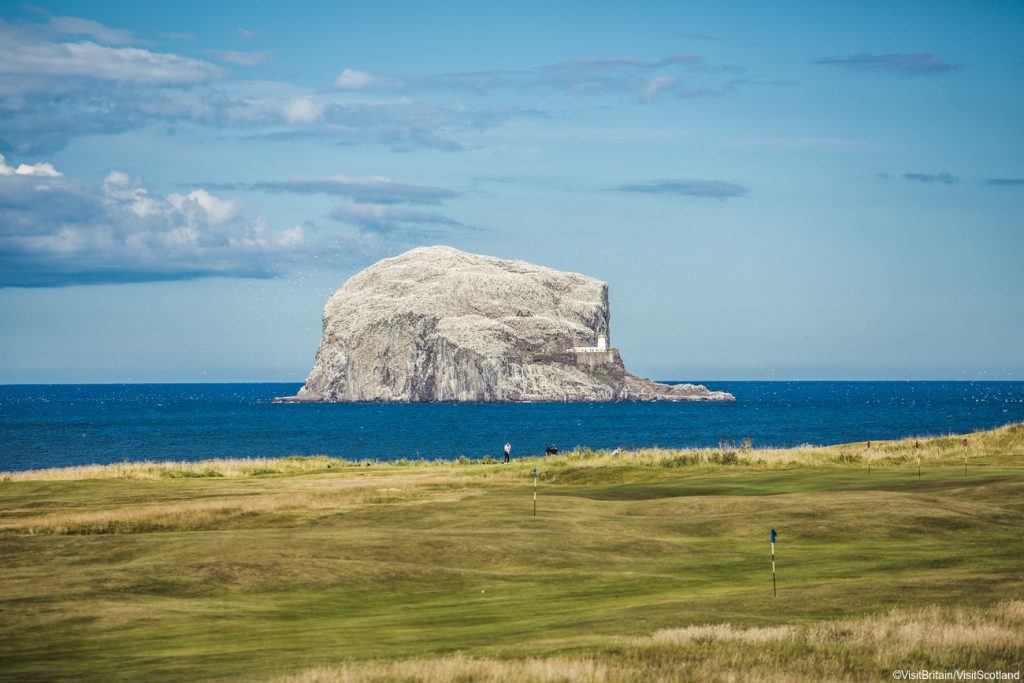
[285,246,733,403]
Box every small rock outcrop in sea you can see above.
[279,246,734,403]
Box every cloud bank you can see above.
[0,158,323,287]
[0,16,752,157]
[0,155,477,286]
[0,17,533,155]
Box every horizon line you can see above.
[2,379,1023,386]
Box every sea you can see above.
[1,382,1023,473]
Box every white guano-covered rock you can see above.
[283,246,734,403]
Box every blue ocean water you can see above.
[1,382,1022,472]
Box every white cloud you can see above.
[333,68,404,90]
[0,21,224,95]
[210,50,273,67]
[48,16,135,45]
[0,20,531,155]
[0,168,331,286]
[59,42,222,84]
[639,76,679,102]
[0,153,62,176]
[280,97,324,124]
[168,188,238,225]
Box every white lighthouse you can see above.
[569,323,610,354]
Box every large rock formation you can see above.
[280,246,733,403]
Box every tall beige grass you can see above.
[0,456,351,482]
[274,656,616,683]
[271,601,1024,683]
[641,601,1024,655]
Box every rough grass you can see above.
[0,423,1022,682]
[274,601,1024,682]
[0,455,362,481]
[3,421,1021,483]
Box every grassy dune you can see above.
[1,424,1022,681]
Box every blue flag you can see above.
[770,528,777,543]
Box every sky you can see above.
[0,0,1022,382]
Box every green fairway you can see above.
[1,425,1022,681]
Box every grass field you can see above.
[1,424,1023,681]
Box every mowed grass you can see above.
[0,424,1022,681]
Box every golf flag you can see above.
[770,528,777,597]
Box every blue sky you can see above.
[1,0,1022,382]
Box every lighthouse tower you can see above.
[569,323,611,354]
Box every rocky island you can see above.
[278,246,734,403]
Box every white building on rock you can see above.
[569,325,610,353]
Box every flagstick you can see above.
[532,468,538,517]
[771,539,777,597]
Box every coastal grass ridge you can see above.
[3,421,1021,482]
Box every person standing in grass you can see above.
[504,442,511,463]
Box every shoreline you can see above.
[4,422,1020,481]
